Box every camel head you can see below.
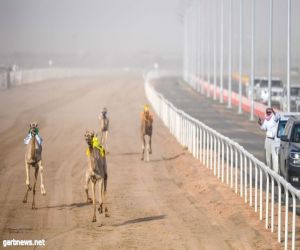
[29,122,39,137]
[84,130,95,148]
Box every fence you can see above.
[0,68,102,90]
[145,72,300,250]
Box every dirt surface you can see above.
[0,72,281,249]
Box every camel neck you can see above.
[29,134,36,159]
[88,146,96,171]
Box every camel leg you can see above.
[141,135,145,160]
[104,161,108,192]
[149,135,152,154]
[91,182,96,222]
[32,167,38,209]
[85,172,92,203]
[145,135,150,162]
[23,185,31,203]
[38,161,46,195]
[98,179,104,214]
[23,162,31,203]
[103,181,109,218]
[25,162,32,189]
[102,161,109,217]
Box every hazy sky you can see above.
[1,0,299,72]
[0,0,183,56]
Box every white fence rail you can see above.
[145,73,300,250]
[0,68,102,90]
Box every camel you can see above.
[140,106,153,162]
[84,130,108,222]
[23,122,46,209]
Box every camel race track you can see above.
[0,71,282,249]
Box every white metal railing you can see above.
[0,68,103,90]
[145,73,300,250]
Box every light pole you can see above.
[250,0,256,121]
[183,10,188,81]
[193,7,197,88]
[238,0,243,114]
[201,1,205,94]
[207,0,211,98]
[228,0,232,108]
[220,0,224,103]
[213,0,217,100]
[196,1,201,91]
[190,8,194,87]
[188,9,192,84]
[287,0,291,113]
[267,0,273,108]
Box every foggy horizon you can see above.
[1,0,300,74]
[0,0,184,68]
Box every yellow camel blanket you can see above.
[86,137,106,157]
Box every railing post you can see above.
[214,135,217,176]
[260,168,263,221]
[206,130,210,168]
[230,144,233,188]
[240,151,243,197]
[292,194,296,250]
[235,148,238,194]
[250,160,253,207]
[226,143,229,185]
[196,125,199,160]
[203,129,206,165]
[221,141,224,183]
[278,181,282,243]
[255,163,258,212]
[266,174,270,229]
[284,189,289,250]
[200,126,203,163]
[244,155,248,203]
[271,178,274,233]
[218,138,221,179]
[210,133,213,170]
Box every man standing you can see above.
[258,107,281,162]
[258,107,280,133]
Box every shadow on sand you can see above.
[150,152,185,163]
[38,202,91,210]
[113,215,166,227]
[109,152,141,157]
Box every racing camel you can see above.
[84,130,108,222]
[140,105,153,162]
[23,122,46,209]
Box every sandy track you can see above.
[0,72,280,249]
